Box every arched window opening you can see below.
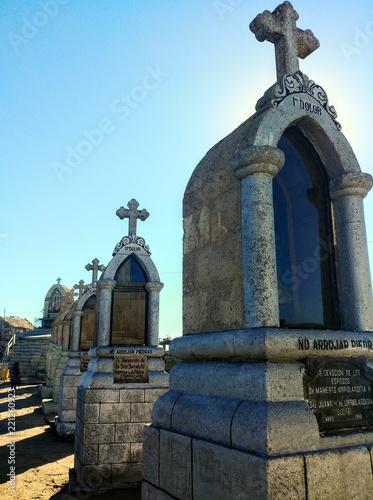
[274,127,339,329]
[49,289,62,313]
[110,256,148,345]
[80,294,96,350]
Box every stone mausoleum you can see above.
[55,258,105,438]
[71,199,168,493]
[143,3,373,499]
[41,278,70,329]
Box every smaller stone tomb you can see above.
[72,199,168,493]
[42,290,76,414]
[56,263,104,438]
[304,357,373,434]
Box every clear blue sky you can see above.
[1,0,373,337]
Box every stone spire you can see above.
[250,1,319,81]
[116,198,149,236]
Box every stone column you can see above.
[145,282,164,346]
[62,319,71,351]
[232,146,284,328]
[330,173,373,331]
[96,279,116,346]
[57,323,63,345]
[55,311,85,438]
[71,311,84,351]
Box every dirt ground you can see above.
[0,379,141,500]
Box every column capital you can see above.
[330,173,373,200]
[231,146,285,180]
[97,279,116,290]
[145,282,164,292]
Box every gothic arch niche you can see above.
[49,289,62,313]
[110,255,148,345]
[274,126,339,329]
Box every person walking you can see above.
[10,362,21,390]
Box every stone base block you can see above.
[41,400,58,415]
[39,385,53,399]
[69,467,141,496]
[71,382,168,493]
[143,427,373,499]
[55,417,75,438]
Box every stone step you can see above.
[6,335,51,379]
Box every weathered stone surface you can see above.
[81,403,100,424]
[172,393,241,446]
[306,447,373,500]
[60,397,74,410]
[120,389,145,402]
[115,422,144,443]
[54,418,75,438]
[169,360,304,400]
[151,390,182,429]
[144,387,168,403]
[81,423,115,445]
[99,402,130,423]
[267,455,306,499]
[142,426,159,486]
[231,400,319,455]
[130,442,142,462]
[193,438,267,499]
[82,388,120,403]
[79,464,111,490]
[75,436,98,465]
[112,463,142,487]
[193,439,307,499]
[98,443,131,464]
[58,409,76,422]
[159,430,192,500]
[131,402,153,422]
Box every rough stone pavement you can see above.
[0,379,141,499]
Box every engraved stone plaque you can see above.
[80,355,90,373]
[113,353,148,383]
[304,357,373,434]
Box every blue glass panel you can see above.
[274,128,338,329]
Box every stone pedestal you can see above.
[72,346,168,492]
[53,349,68,403]
[41,344,62,413]
[55,350,87,438]
[143,329,373,499]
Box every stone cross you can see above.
[56,277,61,284]
[116,198,149,236]
[249,1,319,81]
[73,280,86,298]
[63,289,77,310]
[85,258,105,284]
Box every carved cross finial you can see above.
[85,258,105,284]
[250,1,319,81]
[56,277,61,284]
[73,279,86,299]
[116,198,149,236]
[63,288,77,310]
